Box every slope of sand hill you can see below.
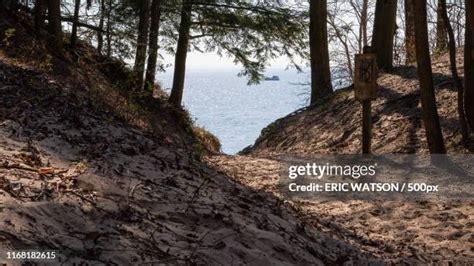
[0,14,390,265]
[206,50,474,263]
[242,50,471,156]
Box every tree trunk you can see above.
[439,0,468,142]
[105,0,112,57]
[134,0,151,89]
[144,0,161,90]
[169,0,193,107]
[361,0,368,48]
[404,0,416,65]
[412,0,446,154]
[34,0,45,37]
[47,0,63,52]
[9,0,19,13]
[309,0,332,105]
[97,0,105,53]
[465,1,474,134]
[435,0,448,54]
[372,0,398,70]
[70,0,81,47]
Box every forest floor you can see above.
[206,49,474,263]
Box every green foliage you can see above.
[55,0,308,84]
[187,1,308,84]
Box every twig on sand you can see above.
[186,175,212,209]
[127,181,144,206]
[66,189,97,205]
[1,163,68,176]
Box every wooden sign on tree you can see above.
[354,53,377,101]
[354,48,378,154]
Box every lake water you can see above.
[157,69,310,154]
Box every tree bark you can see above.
[465,1,474,134]
[404,0,416,65]
[144,0,161,90]
[412,0,446,154]
[439,0,468,142]
[97,0,105,53]
[134,0,151,89]
[309,0,332,105]
[361,0,368,48]
[47,0,63,52]
[169,0,193,107]
[105,0,112,57]
[34,0,45,37]
[372,0,398,70]
[9,0,19,13]
[70,0,80,47]
[435,0,448,54]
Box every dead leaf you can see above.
[38,167,55,175]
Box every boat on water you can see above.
[264,75,280,81]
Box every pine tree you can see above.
[47,0,63,52]
[439,0,468,142]
[169,0,193,107]
[70,0,81,47]
[144,0,162,90]
[412,0,446,153]
[465,0,474,134]
[134,0,151,89]
[97,0,106,53]
[372,0,398,70]
[435,0,448,54]
[34,0,45,37]
[405,0,416,65]
[166,1,307,106]
[309,0,332,104]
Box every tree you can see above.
[360,0,369,49]
[465,0,474,134]
[405,0,416,65]
[348,0,369,54]
[47,0,63,52]
[134,0,151,89]
[372,0,397,70]
[105,0,113,57]
[144,0,161,90]
[34,0,45,37]
[8,0,19,14]
[97,0,106,53]
[435,0,448,54]
[439,0,468,142]
[309,0,332,104]
[70,0,81,47]
[169,0,193,107]
[166,1,307,107]
[327,13,353,78]
[412,0,446,153]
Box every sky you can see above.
[161,51,299,71]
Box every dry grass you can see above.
[193,126,222,154]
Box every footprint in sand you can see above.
[447,231,466,240]
[467,233,474,243]
[429,233,446,241]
